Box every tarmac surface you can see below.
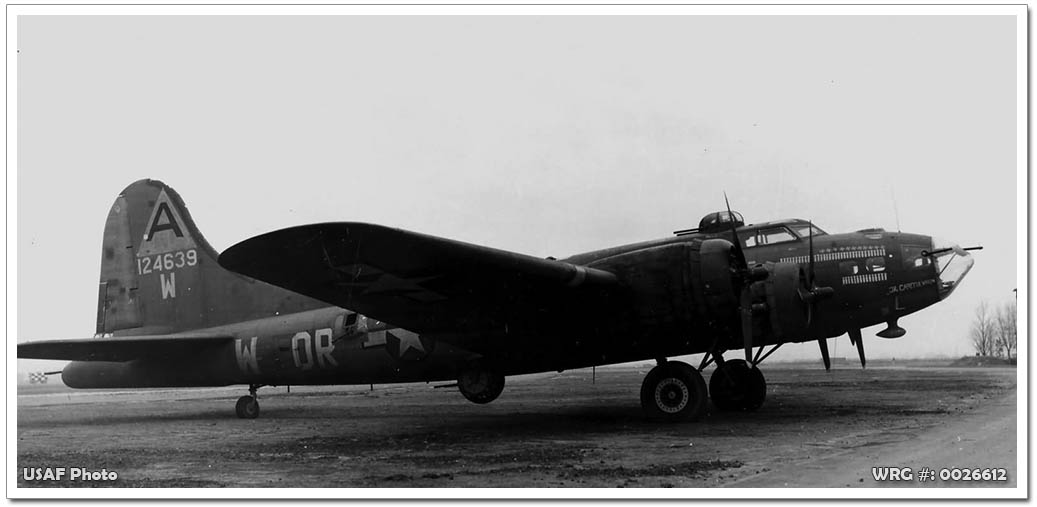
[15,360,1018,489]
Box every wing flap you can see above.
[17,334,234,362]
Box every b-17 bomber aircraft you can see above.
[18,180,978,421]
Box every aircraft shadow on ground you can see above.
[17,382,974,434]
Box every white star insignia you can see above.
[394,331,426,357]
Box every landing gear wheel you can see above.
[235,395,260,419]
[709,359,766,412]
[458,369,505,404]
[640,361,708,422]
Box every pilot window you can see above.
[865,257,886,273]
[757,227,795,246]
[902,245,932,269]
[740,227,796,249]
[790,224,827,238]
[839,261,861,276]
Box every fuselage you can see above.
[62,218,974,389]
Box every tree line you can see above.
[970,299,1016,359]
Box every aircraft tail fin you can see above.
[96,179,326,335]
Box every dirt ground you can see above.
[15,360,1018,490]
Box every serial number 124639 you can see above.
[137,249,198,275]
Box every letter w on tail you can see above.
[160,273,176,299]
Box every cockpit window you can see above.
[758,227,796,245]
[902,245,932,269]
[790,223,827,238]
[740,226,797,249]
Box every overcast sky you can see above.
[15,12,1021,374]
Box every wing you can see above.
[17,334,233,362]
[218,223,620,336]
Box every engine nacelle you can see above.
[762,262,811,341]
[698,239,742,321]
[589,238,827,351]
[589,238,746,343]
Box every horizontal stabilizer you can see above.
[17,334,233,362]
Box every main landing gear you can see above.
[643,344,780,421]
[699,344,780,414]
[708,358,766,412]
[701,344,779,414]
[235,384,261,419]
[457,368,505,404]
[640,360,708,422]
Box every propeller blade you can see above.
[818,337,831,371]
[800,223,834,329]
[848,328,865,369]
[741,287,754,362]
[807,220,815,288]
[723,192,746,268]
[723,193,758,364]
[798,268,815,327]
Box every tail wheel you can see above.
[235,395,260,419]
[458,369,505,404]
[640,361,708,422]
[709,359,766,412]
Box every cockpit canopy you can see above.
[738,219,826,249]
[675,212,827,246]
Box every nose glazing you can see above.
[930,237,975,299]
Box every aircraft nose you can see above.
[929,237,975,300]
